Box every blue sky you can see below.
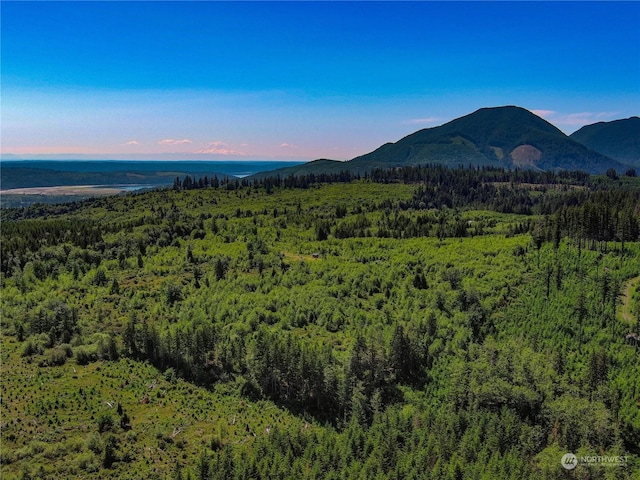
[2,1,639,160]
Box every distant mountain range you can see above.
[3,107,637,186]
[251,106,636,179]
[570,117,640,167]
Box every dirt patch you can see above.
[510,144,542,167]
[620,275,640,323]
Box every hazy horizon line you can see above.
[0,155,313,162]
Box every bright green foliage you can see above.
[1,173,639,479]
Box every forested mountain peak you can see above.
[570,116,640,167]
[248,106,630,181]
[349,105,625,173]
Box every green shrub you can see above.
[15,446,32,460]
[59,343,74,357]
[165,283,182,305]
[124,430,138,444]
[85,432,102,454]
[164,367,177,384]
[74,452,100,473]
[97,413,114,433]
[20,339,38,357]
[74,345,98,365]
[30,441,46,455]
[43,442,66,459]
[67,437,85,453]
[20,334,49,357]
[92,268,108,286]
[46,347,68,366]
[0,448,16,465]
[102,434,119,468]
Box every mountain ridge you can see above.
[570,116,640,167]
[250,106,630,179]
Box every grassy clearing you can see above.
[0,335,304,479]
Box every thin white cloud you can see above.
[530,109,619,129]
[125,140,140,145]
[158,139,192,145]
[279,143,298,149]
[530,109,556,118]
[403,117,441,126]
[196,141,244,156]
[563,111,619,126]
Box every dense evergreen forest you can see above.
[1,165,639,479]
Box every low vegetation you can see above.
[1,165,639,479]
